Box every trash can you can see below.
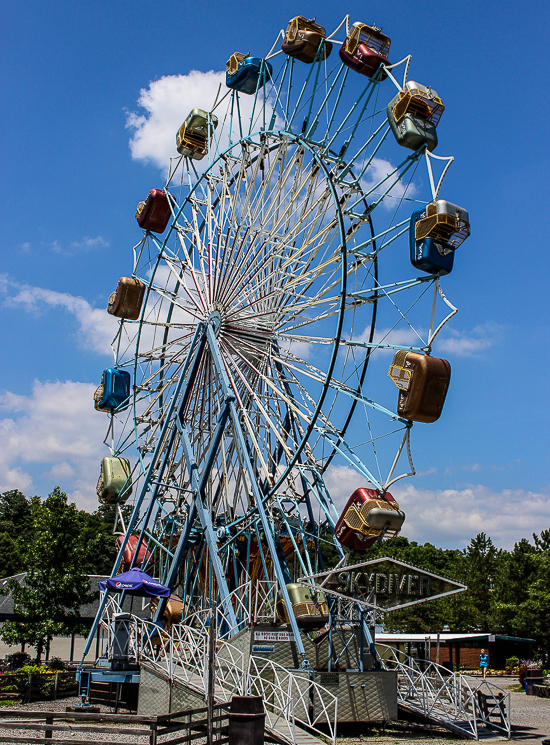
[525,669,544,696]
[229,696,265,745]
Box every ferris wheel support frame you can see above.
[81,317,312,668]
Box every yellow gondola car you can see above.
[176,109,218,160]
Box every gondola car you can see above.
[335,488,405,550]
[135,189,174,233]
[387,80,444,152]
[150,594,184,630]
[107,277,145,320]
[339,22,390,79]
[388,351,451,423]
[281,16,332,63]
[276,583,330,628]
[94,368,131,412]
[226,53,273,94]
[176,109,218,160]
[117,535,151,572]
[96,456,132,505]
[410,200,470,274]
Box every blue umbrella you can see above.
[99,567,170,598]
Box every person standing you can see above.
[479,649,489,679]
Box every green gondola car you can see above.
[276,583,330,628]
[176,109,219,160]
[387,81,444,152]
[96,456,132,505]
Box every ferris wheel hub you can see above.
[207,309,223,336]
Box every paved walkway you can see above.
[497,677,550,744]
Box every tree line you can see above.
[0,487,548,664]
[322,527,550,663]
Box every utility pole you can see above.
[207,600,216,745]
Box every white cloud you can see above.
[437,323,501,356]
[0,380,108,511]
[355,322,502,358]
[323,464,550,550]
[2,276,117,356]
[70,236,109,251]
[361,157,418,206]
[126,70,276,175]
[126,71,226,173]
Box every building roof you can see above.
[0,574,151,622]
[376,632,536,644]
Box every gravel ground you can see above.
[0,679,548,744]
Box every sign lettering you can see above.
[298,557,466,613]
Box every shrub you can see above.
[505,656,519,670]
[5,652,31,670]
[47,657,66,671]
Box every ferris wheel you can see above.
[89,15,469,663]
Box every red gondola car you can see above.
[117,534,151,572]
[339,22,391,80]
[136,188,174,233]
[335,488,405,550]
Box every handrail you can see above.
[123,612,337,745]
[378,644,511,739]
[182,580,279,637]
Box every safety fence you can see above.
[0,670,77,704]
[98,595,337,744]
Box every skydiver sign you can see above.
[297,556,466,613]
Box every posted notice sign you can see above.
[254,631,295,642]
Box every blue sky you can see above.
[1,0,549,549]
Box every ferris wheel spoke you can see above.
[220,334,314,430]
[219,342,295,461]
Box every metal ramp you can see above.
[140,659,328,745]
[378,645,511,740]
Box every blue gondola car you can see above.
[410,200,470,275]
[94,368,131,412]
[226,52,273,94]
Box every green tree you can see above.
[0,490,33,577]
[459,532,501,632]
[492,537,537,634]
[492,530,550,663]
[77,503,124,576]
[0,487,95,662]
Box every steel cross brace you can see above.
[204,324,309,666]
[79,324,208,666]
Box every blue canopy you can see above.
[99,567,170,598]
